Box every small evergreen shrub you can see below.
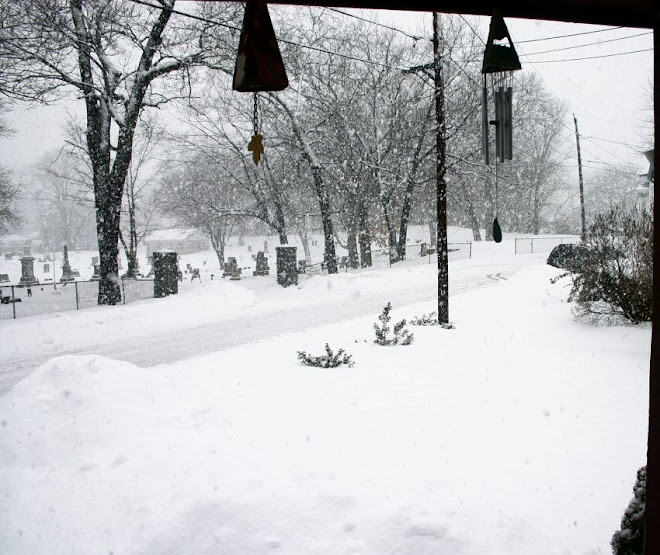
[562,207,653,324]
[410,311,439,326]
[374,303,414,345]
[297,343,354,368]
[611,465,646,555]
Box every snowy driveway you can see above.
[1,253,545,396]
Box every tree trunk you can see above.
[532,181,541,235]
[315,167,338,274]
[347,226,359,269]
[274,198,288,245]
[210,233,225,267]
[381,200,399,264]
[358,199,372,268]
[428,220,437,249]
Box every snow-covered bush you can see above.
[611,465,646,555]
[564,207,653,324]
[410,311,439,326]
[374,303,414,345]
[297,343,354,368]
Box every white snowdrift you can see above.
[0,265,650,554]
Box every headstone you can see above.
[91,264,100,281]
[253,251,270,276]
[19,256,39,286]
[153,251,178,298]
[0,274,9,283]
[223,257,239,278]
[4,253,12,260]
[60,245,74,283]
[43,263,50,273]
[420,242,428,257]
[248,245,252,252]
[91,256,99,266]
[276,246,297,287]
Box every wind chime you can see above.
[233,0,289,165]
[481,10,521,243]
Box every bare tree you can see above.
[159,154,250,267]
[0,0,238,303]
[34,151,97,251]
[171,81,295,246]
[0,165,20,234]
[0,101,20,233]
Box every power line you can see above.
[574,113,654,129]
[523,31,652,57]
[583,135,647,149]
[527,47,653,63]
[517,26,625,43]
[325,7,429,43]
[128,0,409,71]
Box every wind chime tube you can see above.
[504,86,513,160]
[482,81,490,165]
[495,86,504,162]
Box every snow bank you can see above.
[0,265,650,554]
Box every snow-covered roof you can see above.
[144,229,205,242]
[0,234,28,243]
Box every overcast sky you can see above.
[0,9,654,179]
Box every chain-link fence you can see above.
[300,242,472,276]
[0,278,154,320]
[514,235,581,255]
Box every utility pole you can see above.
[573,114,587,241]
[433,12,449,324]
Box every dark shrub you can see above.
[564,207,653,324]
[546,243,591,272]
[611,465,646,555]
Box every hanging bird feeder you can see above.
[481,9,521,242]
[233,0,289,165]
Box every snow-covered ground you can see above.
[0,236,651,554]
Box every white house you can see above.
[143,228,210,256]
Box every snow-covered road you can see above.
[1,254,544,396]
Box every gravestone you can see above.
[223,257,239,278]
[153,251,178,298]
[420,243,428,257]
[60,245,75,283]
[276,246,297,287]
[43,263,50,273]
[91,264,100,281]
[19,256,39,286]
[0,273,9,283]
[253,251,270,276]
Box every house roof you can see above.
[144,229,206,242]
